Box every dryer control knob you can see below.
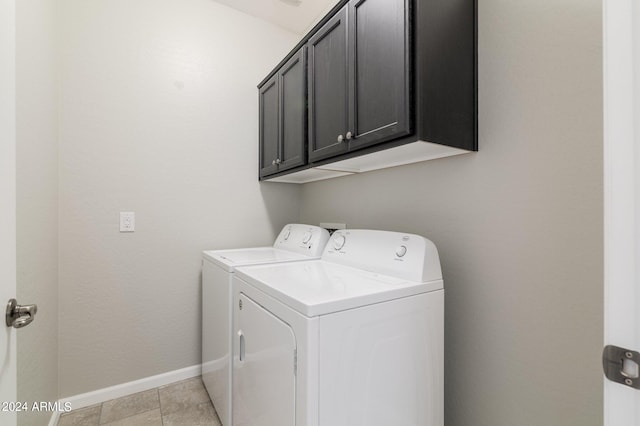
[395,245,407,257]
[333,235,346,251]
[302,231,312,244]
[283,229,291,240]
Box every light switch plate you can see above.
[120,212,135,232]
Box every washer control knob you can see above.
[283,229,291,240]
[302,231,312,244]
[395,245,407,258]
[333,235,346,251]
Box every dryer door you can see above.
[233,293,296,426]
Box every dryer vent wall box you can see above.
[232,229,444,426]
[258,0,477,183]
[201,224,330,426]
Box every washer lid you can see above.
[203,247,314,272]
[235,260,443,317]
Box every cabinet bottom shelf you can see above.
[265,140,471,184]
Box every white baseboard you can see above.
[48,411,60,426]
[58,364,202,413]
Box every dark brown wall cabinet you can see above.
[259,48,307,179]
[308,0,411,163]
[258,0,477,182]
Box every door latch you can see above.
[5,299,37,329]
[603,345,640,389]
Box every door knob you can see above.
[346,131,353,140]
[337,134,344,142]
[6,299,37,329]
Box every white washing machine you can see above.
[202,224,330,426]
[232,229,444,426]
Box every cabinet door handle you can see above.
[272,160,276,165]
[275,158,281,164]
[346,131,353,140]
[337,134,344,143]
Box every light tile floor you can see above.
[57,377,221,426]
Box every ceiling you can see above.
[211,0,339,35]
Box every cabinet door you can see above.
[308,7,349,162]
[278,48,306,172]
[259,75,280,178]
[347,0,411,151]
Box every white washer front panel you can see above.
[233,293,296,426]
[235,260,442,317]
[202,260,232,425]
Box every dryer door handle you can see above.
[238,330,245,362]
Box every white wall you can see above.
[299,0,603,424]
[301,0,341,35]
[15,0,59,424]
[58,0,300,397]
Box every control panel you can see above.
[322,229,442,283]
[273,224,330,257]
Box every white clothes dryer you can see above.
[232,229,444,426]
[202,224,330,426]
